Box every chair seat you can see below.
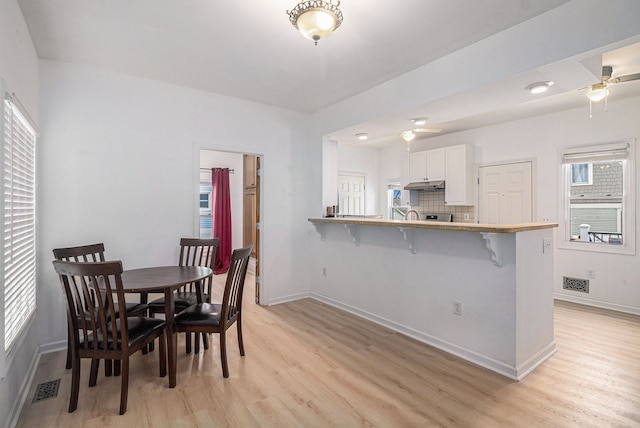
[175,303,224,327]
[79,317,166,350]
[148,292,209,310]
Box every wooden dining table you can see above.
[120,265,213,388]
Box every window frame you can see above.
[1,89,38,378]
[558,139,636,255]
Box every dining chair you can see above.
[174,244,252,378]
[146,238,219,353]
[53,243,149,373]
[52,260,166,415]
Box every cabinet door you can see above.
[409,151,427,182]
[426,148,445,181]
[243,154,257,188]
[445,144,474,205]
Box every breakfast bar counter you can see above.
[307,217,558,380]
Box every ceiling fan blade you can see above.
[413,128,442,133]
[609,72,640,84]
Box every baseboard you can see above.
[309,293,540,381]
[266,291,311,306]
[5,351,40,428]
[554,293,640,315]
[38,340,66,355]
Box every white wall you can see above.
[199,150,244,250]
[0,0,40,425]
[36,60,314,357]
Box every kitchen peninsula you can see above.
[308,217,558,380]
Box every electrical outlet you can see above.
[543,238,552,253]
[322,267,327,277]
[587,269,595,279]
[453,301,463,316]
[463,213,470,221]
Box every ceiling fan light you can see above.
[587,83,608,102]
[525,81,553,94]
[355,133,368,141]
[288,1,343,45]
[410,117,427,125]
[401,131,416,142]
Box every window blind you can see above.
[2,94,37,354]
[562,142,629,164]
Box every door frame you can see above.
[475,157,537,223]
[197,147,265,306]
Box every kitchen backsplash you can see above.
[413,191,475,223]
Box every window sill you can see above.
[558,240,635,256]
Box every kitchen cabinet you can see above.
[445,144,474,206]
[409,148,445,182]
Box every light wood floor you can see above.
[17,274,640,427]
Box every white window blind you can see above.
[2,93,37,355]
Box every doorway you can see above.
[199,149,262,305]
[478,161,533,224]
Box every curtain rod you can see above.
[200,168,235,173]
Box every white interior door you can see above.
[479,162,532,224]
[338,174,365,215]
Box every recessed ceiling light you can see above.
[525,81,554,94]
[355,133,368,140]
[410,117,428,125]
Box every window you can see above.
[559,140,635,254]
[1,91,37,375]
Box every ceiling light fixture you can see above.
[586,83,608,102]
[401,130,416,142]
[287,0,343,45]
[410,117,428,125]
[525,81,554,94]
[355,133,368,141]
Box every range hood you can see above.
[404,180,445,191]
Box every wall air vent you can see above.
[563,276,589,293]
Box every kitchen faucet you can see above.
[405,209,420,221]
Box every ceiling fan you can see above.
[584,65,640,102]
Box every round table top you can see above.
[120,265,213,293]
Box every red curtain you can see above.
[211,168,232,274]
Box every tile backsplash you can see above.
[412,191,475,223]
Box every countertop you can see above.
[308,217,558,234]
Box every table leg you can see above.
[164,288,177,388]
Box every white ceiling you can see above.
[16,0,640,147]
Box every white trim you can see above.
[5,347,40,428]
[554,294,640,316]
[558,138,636,255]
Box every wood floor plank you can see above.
[16,276,640,427]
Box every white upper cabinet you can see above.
[409,148,445,182]
[445,144,475,206]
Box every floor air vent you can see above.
[563,276,589,293]
[32,379,60,403]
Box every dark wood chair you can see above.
[146,238,219,353]
[174,244,252,378]
[53,243,149,373]
[52,260,166,414]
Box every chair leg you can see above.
[237,318,245,356]
[185,332,192,354]
[119,358,129,415]
[89,359,100,387]
[69,355,81,413]
[65,331,72,369]
[158,333,167,378]
[114,360,121,376]
[104,359,113,377]
[194,333,200,354]
[203,333,209,350]
[220,331,229,378]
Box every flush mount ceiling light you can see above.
[355,133,368,141]
[525,81,554,94]
[287,0,343,45]
[401,130,416,142]
[410,117,428,125]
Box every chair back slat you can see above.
[178,238,219,293]
[53,260,128,354]
[221,245,252,326]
